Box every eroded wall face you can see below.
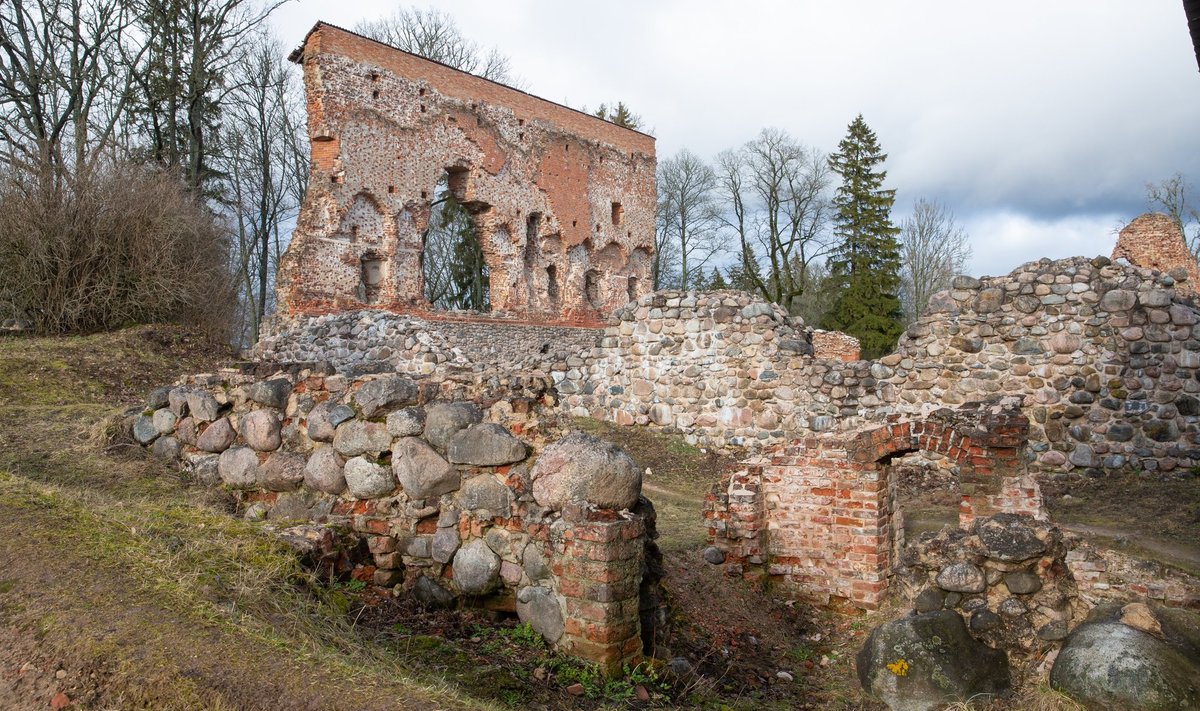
[276,25,656,325]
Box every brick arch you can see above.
[704,399,1042,609]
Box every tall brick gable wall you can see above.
[275,23,656,327]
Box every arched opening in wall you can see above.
[421,169,490,312]
[584,269,601,308]
[627,276,638,303]
[359,253,384,304]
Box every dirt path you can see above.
[1059,522,1200,572]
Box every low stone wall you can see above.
[703,399,1042,608]
[129,368,648,673]
[811,329,861,361]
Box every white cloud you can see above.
[960,211,1124,277]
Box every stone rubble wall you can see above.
[129,368,648,673]
[811,329,861,361]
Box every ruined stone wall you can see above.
[275,23,656,326]
[811,329,861,361]
[1111,212,1198,294]
[256,310,599,384]
[704,401,1041,608]
[570,258,1200,479]
[129,368,648,673]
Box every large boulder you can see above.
[423,402,482,452]
[393,437,460,499]
[218,447,260,489]
[185,391,221,422]
[248,378,291,409]
[530,432,641,511]
[517,585,564,643]
[353,376,418,418]
[332,420,391,457]
[455,474,514,515]
[447,423,527,466]
[240,409,282,451]
[386,407,426,437]
[857,610,1010,711]
[304,446,346,494]
[973,513,1046,562]
[1050,603,1200,710]
[196,417,236,453]
[452,538,500,595]
[260,451,306,491]
[132,415,159,444]
[343,456,396,499]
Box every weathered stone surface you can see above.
[175,416,197,446]
[132,415,159,444]
[703,546,726,565]
[447,423,527,466]
[393,437,460,498]
[260,451,306,491]
[1051,603,1200,711]
[1003,570,1042,595]
[151,435,181,461]
[343,456,395,498]
[168,387,191,416]
[386,407,425,437]
[152,408,178,434]
[196,417,235,453]
[412,575,455,609]
[241,409,282,451]
[307,402,355,442]
[248,378,291,408]
[935,562,987,593]
[218,446,260,489]
[353,376,418,418]
[304,446,346,494]
[146,386,170,411]
[186,453,220,486]
[974,514,1046,562]
[332,420,390,457]
[452,538,501,595]
[432,525,460,564]
[186,391,221,422]
[455,474,514,514]
[423,402,482,452]
[522,543,551,581]
[517,585,564,643]
[913,587,944,613]
[1100,288,1137,312]
[857,610,1010,711]
[531,432,641,511]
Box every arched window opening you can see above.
[584,269,600,308]
[421,170,490,312]
[359,254,384,304]
[626,276,638,303]
[546,264,559,308]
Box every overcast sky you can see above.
[270,1,1200,278]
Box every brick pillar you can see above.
[551,506,644,676]
[703,463,766,577]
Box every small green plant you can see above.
[497,622,545,649]
[333,578,366,592]
[786,643,817,664]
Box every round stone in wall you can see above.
[935,561,986,593]
[530,432,641,511]
[343,456,395,499]
[452,538,500,595]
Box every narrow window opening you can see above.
[419,87,426,96]
[546,265,559,307]
[584,269,600,308]
[518,132,524,141]
[370,72,380,82]
[387,185,395,194]
[421,169,490,313]
[420,191,428,200]
[360,255,384,304]
[517,118,525,126]
[420,104,426,113]
[627,276,638,303]
[571,220,577,228]
[526,213,541,243]
[372,89,379,99]
[611,202,623,226]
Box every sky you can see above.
[269,1,1200,278]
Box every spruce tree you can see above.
[821,114,904,358]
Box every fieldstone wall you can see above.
[129,368,650,673]
[278,23,656,325]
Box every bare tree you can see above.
[657,149,724,289]
[355,7,521,87]
[715,128,834,314]
[0,0,146,178]
[1146,173,1200,258]
[219,30,306,343]
[898,198,972,321]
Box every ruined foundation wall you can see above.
[1111,212,1199,294]
[130,368,646,672]
[276,23,656,325]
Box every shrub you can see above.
[0,161,234,335]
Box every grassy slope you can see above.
[0,327,482,710]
